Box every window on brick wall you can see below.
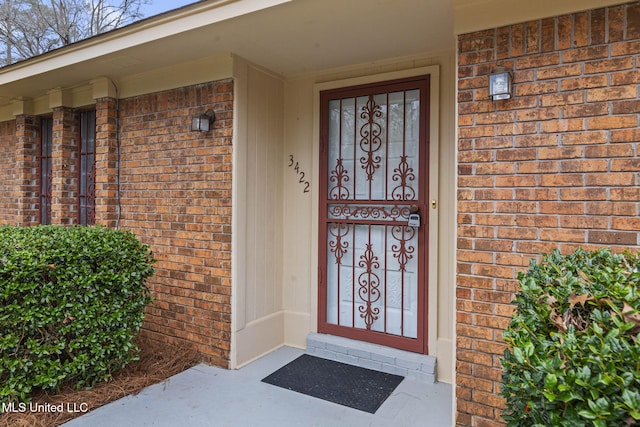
[79,110,96,226]
[40,117,53,225]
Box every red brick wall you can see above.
[457,2,640,426]
[116,80,234,367]
[51,107,79,225]
[95,98,119,228]
[0,79,233,366]
[0,121,17,225]
[15,115,40,226]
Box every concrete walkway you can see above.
[63,346,452,427]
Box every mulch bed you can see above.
[0,336,200,427]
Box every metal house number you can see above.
[288,155,310,193]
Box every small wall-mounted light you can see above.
[489,66,513,101]
[191,110,215,132]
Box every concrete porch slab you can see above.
[63,346,452,427]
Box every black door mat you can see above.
[261,354,404,414]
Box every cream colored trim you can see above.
[91,77,118,99]
[48,88,73,109]
[454,0,626,34]
[0,54,235,122]
[451,37,460,422]
[11,97,34,116]
[427,67,441,361]
[233,311,285,369]
[72,85,94,109]
[230,56,249,369]
[117,54,235,99]
[32,97,50,117]
[313,66,440,93]
[0,105,12,119]
[48,85,94,110]
[230,55,286,369]
[290,51,453,83]
[284,310,312,349]
[434,53,457,384]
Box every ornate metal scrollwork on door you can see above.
[359,95,383,182]
[391,225,416,272]
[357,242,381,330]
[329,158,350,200]
[328,223,350,265]
[391,155,416,200]
[327,204,411,221]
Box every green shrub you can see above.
[501,248,640,427]
[0,225,154,403]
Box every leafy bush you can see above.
[501,248,640,427]
[0,226,154,403]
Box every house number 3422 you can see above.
[288,155,310,193]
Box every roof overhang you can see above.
[0,0,454,111]
[0,0,627,115]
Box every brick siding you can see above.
[15,115,40,226]
[115,80,234,367]
[0,79,234,367]
[51,107,79,225]
[95,97,119,228]
[457,2,640,426]
[0,121,18,225]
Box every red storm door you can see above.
[318,76,430,354]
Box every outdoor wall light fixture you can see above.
[191,110,215,132]
[489,66,513,101]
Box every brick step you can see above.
[305,333,437,383]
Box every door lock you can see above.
[408,213,421,228]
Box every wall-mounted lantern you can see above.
[191,110,215,132]
[489,66,513,101]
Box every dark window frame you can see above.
[78,110,96,226]
[39,117,53,225]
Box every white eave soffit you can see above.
[0,0,291,85]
